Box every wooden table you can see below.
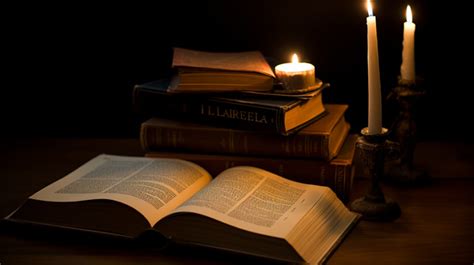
[1,138,473,265]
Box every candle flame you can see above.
[292,54,299,64]
[367,0,373,16]
[406,5,412,23]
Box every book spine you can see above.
[145,153,353,202]
[140,123,331,159]
[134,87,286,134]
[331,163,354,203]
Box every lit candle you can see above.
[366,0,382,135]
[275,54,316,91]
[400,5,416,84]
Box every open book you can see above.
[6,154,359,264]
[169,47,276,93]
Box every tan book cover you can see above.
[169,48,276,92]
[172,47,276,78]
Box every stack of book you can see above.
[133,48,357,202]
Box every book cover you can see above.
[141,104,350,161]
[133,79,328,135]
[172,47,276,78]
[5,154,359,265]
[169,48,276,93]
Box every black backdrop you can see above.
[2,1,472,141]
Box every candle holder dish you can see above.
[350,127,401,221]
[273,78,323,94]
[385,76,429,185]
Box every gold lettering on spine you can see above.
[208,105,216,116]
[201,105,269,124]
[222,108,231,118]
[240,111,246,120]
[232,109,239,119]
[247,111,254,122]
[215,107,222,117]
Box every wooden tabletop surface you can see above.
[1,138,473,265]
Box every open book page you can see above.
[30,154,212,226]
[171,166,328,238]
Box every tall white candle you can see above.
[400,5,416,84]
[367,0,382,135]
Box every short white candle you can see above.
[366,0,382,135]
[400,5,416,84]
[275,54,316,91]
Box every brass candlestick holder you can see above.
[350,128,401,221]
[385,77,429,185]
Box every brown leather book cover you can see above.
[141,104,348,160]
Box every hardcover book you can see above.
[145,134,358,202]
[169,47,276,93]
[5,154,359,265]
[133,79,328,135]
[141,104,349,161]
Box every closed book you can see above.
[141,104,350,161]
[169,47,276,93]
[133,79,327,136]
[145,134,358,202]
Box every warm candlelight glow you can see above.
[275,53,316,91]
[367,0,373,16]
[406,5,412,23]
[292,54,299,64]
[276,53,313,72]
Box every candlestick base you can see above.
[385,77,430,186]
[350,196,401,222]
[349,128,401,222]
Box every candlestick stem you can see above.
[350,128,401,221]
[385,77,429,185]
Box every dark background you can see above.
[2,0,471,141]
